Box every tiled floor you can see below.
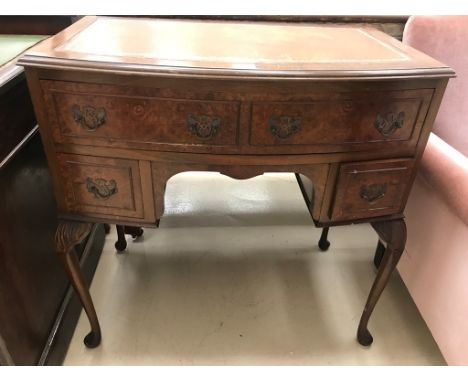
[64,173,445,365]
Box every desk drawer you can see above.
[56,153,145,220]
[330,159,415,221]
[42,80,240,150]
[249,89,432,150]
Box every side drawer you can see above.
[330,159,415,221]
[56,153,145,220]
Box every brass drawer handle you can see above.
[360,183,387,203]
[71,104,107,131]
[375,111,405,137]
[187,114,221,140]
[269,115,301,139]
[86,177,117,200]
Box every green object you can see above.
[0,35,47,66]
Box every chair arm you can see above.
[419,133,468,225]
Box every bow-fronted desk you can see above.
[19,16,453,348]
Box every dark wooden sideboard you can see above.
[18,16,453,349]
[0,17,106,366]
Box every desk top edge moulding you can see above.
[18,16,454,351]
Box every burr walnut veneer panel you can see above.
[331,159,415,220]
[42,80,241,151]
[56,154,145,220]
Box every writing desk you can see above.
[19,16,454,349]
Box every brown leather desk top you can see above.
[19,16,453,79]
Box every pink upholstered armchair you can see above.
[397,16,468,365]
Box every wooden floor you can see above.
[64,173,445,365]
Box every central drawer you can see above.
[41,80,240,151]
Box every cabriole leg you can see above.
[115,225,127,251]
[55,220,101,348]
[124,226,144,239]
[373,240,386,269]
[357,218,406,346]
[318,227,330,251]
[115,225,144,252]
